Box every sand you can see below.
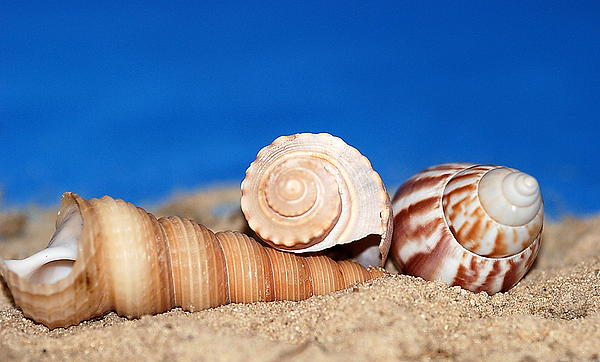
[1,187,599,361]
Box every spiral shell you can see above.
[241,133,392,267]
[390,163,543,294]
[0,193,384,328]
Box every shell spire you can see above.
[241,133,392,267]
[391,163,544,294]
[0,193,384,328]
[478,168,543,227]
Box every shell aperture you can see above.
[2,207,82,284]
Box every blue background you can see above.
[1,1,598,218]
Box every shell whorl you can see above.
[246,154,342,248]
[391,163,544,294]
[241,133,392,266]
[478,168,543,227]
[442,166,543,257]
[0,193,384,328]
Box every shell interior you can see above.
[2,206,81,284]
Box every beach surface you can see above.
[1,187,599,361]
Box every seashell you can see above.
[0,193,385,328]
[241,133,392,267]
[390,163,543,294]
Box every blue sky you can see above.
[0,1,599,217]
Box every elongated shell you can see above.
[0,193,384,328]
[391,163,543,294]
[241,133,392,267]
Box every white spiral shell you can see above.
[391,163,543,294]
[241,133,393,266]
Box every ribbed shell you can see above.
[241,133,392,267]
[391,163,543,294]
[0,193,384,328]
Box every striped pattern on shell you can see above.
[391,163,543,294]
[0,193,384,328]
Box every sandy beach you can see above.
[1,187,599,361]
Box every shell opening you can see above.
[1,206,82,284]
[478,168,542,226]
[326,234,383,267]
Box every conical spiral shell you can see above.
[391,163,543,294]
[0,193,384,328]
[241,133,392,267]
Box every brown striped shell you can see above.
[391,163,543,294]
[241,133,393,267]
[0,193,384,328]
